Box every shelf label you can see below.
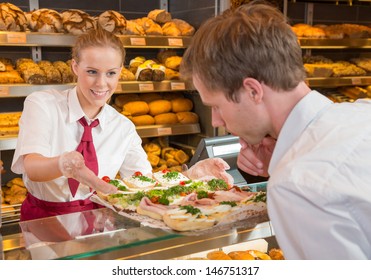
[0,86,9,96]
[157,127,172,135]
[170,82,186,90]
[7,32,27,44]
[139,83,154,91]
[168,38,183,47]
[130,37,146,46]
[351,77,362,85]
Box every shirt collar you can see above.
[268,90,333,174]
[67,86,108,130]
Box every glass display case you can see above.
[1,205,272,260]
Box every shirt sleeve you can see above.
[11,92,53,174]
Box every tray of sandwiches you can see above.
[92,170,267,234]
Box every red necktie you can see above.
[68,117,99,197]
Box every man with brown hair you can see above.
[181,1,371,259]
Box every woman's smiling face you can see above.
[72,46,122,118]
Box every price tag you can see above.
[168,38,183,47]
[139,83,154,91]
[0,86,9,96]
[130,37,146,46]
[170,82,186,90]
[7,33,27,44]
[351,77,362,85]
[157,127,172,136]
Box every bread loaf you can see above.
[148,100,172,116]
[154,113,178,125]
[171,98,193,112]
[37,60,62,83]
[133,17,163,35]
[123,101,149,116]
[148,9,172,24]
[164,56,182,71]
[61,9,96,35]
[53,61,75,83]
[120,67,136,81]
[0,3,28,31]
[129,56,146,74]
[0,70,24,83]
[131,115,155,126]
[176,112,199,124]
[124,20,145,35]
[98,10,127,34]
[27,8,64,33]
[171,19,195,36]
[162,21,182,36]
[16,58,47,84]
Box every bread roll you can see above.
[149,100,172,116]
[131,115,155,126]
[37,60,62,83]
[143,143,161,156]
[154,113,178,125]
[164,68,180,80]
[176,112,199,124]
[171,98,193,112]
[163,209,215,232]
[123,101,149,116]
[0,70,24,83]
[147,153,160,167]
[148,9,172,24]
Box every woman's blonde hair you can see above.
[72,27,126,65]
[181,1,305,102]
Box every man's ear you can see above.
[242,77,263,102]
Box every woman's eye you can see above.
[87,70,97,75]
[107,71,117,77]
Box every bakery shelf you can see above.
[299,38,371,49]
[1,204,21,225]
[306,76,371,87]
[0,32,192,48]
[0,124,200,146]
[0,136,17,151]
[136,123,200,138]
[0,81,195,97]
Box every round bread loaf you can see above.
[27,8,64,33]
[149,100,172,116]
[61,9,96,35]
[98,10,127,34]
[154,113,178,125]
[0,3,28,31]
[171,98,193,112]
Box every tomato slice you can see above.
[102,176,110,183]
[134,171,142,177]
[162,169,170,173]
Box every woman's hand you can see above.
[237,136,276,178]
[58,151,117,194]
